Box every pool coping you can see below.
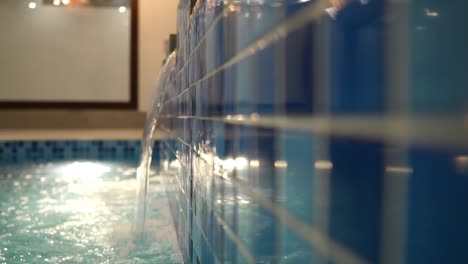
[0,129,148,141]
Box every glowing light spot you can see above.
[53,0,61,5]
[425,8,439,17]
[28,2,37,9]
[385,166,413,174]
[61,0,70,5]
[250,160,260,168]
[314,160,333,170]
[119,6,127,13]
[170,160,181,169]
[223,158,236,171]
[235,157,248,170]
[274,160,288,169]
[233,115,246,121]
[250,112,260,120]
[60,162,110,182]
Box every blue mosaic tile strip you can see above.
[0,141,159,164]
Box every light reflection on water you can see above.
[0,161,181,264]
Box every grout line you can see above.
[380,150,409,264]
[165,143,190,197]
[200,220,222,263]
[380,1,410,260]
[164,0,330,109]
[231,176,369,264]
[193,208,223,264]
[213,210,256,264]
[158,115,468,148]
[188,0,202,27]
[311,135,332,264]
[176,0,234,80]
[159,126,369,264]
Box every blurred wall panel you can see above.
[0,0,130,103]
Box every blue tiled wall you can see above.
[0,141,158,164]
[158,0,468,263]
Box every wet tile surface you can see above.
[156,0,468,263]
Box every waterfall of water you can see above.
[135,52,177,237]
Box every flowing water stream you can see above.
[135,52,177,238]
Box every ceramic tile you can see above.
[160,0,468,263]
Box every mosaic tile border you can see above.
[0,140,159,164]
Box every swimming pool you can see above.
[0,141,181,264]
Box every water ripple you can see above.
[0,161,181,264]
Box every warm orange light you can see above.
[62,0,70,5]
[455,156,468,173]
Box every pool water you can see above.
[0,161,182,264]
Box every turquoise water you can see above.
[0,161,182,264]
